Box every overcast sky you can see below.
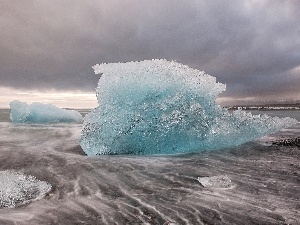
[1,0,300,107]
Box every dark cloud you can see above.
[1,0,300,103]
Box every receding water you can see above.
[0,109,299,224]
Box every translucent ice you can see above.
[80,59,298,155]
[10,100,83,123]
[0,170,51,208]
[197,175,233,188]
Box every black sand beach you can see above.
[0,120,299,224]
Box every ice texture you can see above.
[80,59,298,155]
[197,175,233,188]
[10,100,83,123]
[0,171,52,208]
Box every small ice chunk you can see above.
[0,170,52,208]
[10,100,83,123]
[197,175,232,188]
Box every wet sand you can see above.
[0,123,299,224]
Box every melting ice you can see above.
[0,171,51,208]
[197,175,233,188]
[10,100,83,123]
[80,59,298,155]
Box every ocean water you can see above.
[0,108,299,225]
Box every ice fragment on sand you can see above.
[80,59,298,155]
[10,100,83,123]
[0,171,52,208]
[197,175,232,188]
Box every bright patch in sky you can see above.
[0,87,97,108]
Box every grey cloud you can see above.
[1,0,300,102]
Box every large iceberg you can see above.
[10,100,83,123]
[80,59,298,155]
